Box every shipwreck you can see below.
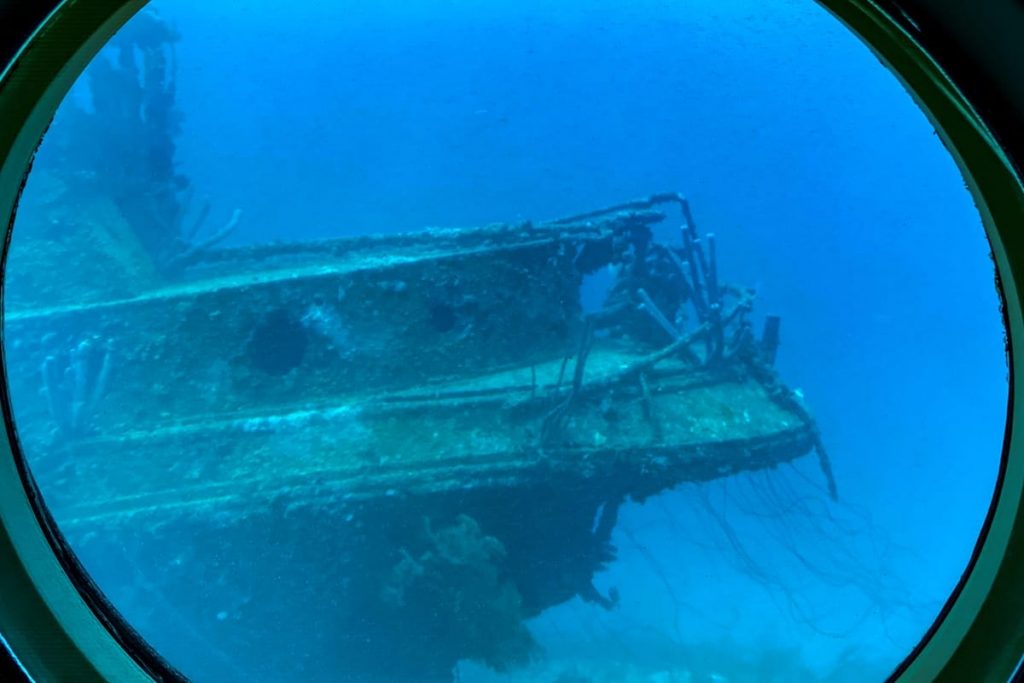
[4,192,835,681]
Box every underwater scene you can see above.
[1,1,1007,682]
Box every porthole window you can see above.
[1,2,1007,682]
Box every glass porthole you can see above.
[2,2,1007,681]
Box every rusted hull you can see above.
[3,196,830,681]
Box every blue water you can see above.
[5,1,1007,681]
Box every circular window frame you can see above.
[0,1,1021,681]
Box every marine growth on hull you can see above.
[7,188,834,680]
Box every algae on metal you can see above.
[6,191,832,681]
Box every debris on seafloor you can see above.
[6,193,835,682]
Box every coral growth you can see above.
[41,335,113,440]
[43,9,237,276]
[380,514,537,673]
[300,302,352,357]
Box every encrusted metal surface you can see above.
[6,195,831,681]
